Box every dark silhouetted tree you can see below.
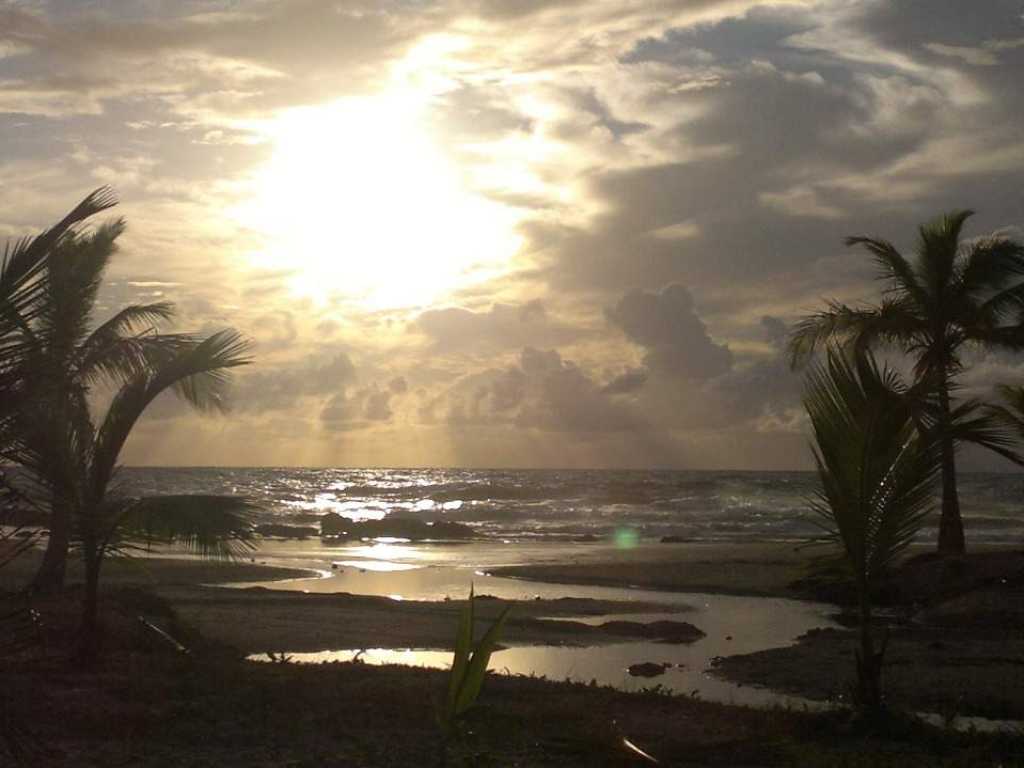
[790,211,1024,555]
[803,348,941,714]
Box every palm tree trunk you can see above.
[936,381,965,556]
[77,539,102,664]
[32,495,69,592]
[855,585,882,715]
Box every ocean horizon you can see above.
[114,466,1024,545]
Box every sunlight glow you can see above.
[237,83,523,309]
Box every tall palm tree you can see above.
[804,348,942,714]
[6,196,203,591]
[790,211,1024,555]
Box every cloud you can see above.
[607,284,732,379]
[4,0,1023,469]
[602,367,648,395]
[424,346,649,434]
[414,300,585,353]
[319,375,411,432]
[234,352,356,412]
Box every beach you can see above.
[6,539,1023,720]
[5,537,1024,765]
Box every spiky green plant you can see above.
[438,586,510,754]
[790,211,1024,555]
[804,348,942,714]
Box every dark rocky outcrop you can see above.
[255,524,319,539]
[319,513,476,541]
[598,619,705,644]
[628,662,670,678]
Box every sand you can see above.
[7,541,1023,721]
[154,585,700,653]
[490,541,813,597]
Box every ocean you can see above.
[117,468,1024,545]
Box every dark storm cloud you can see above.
[853,0,1024,52]
[606,284,732,379]
[530,0,1024,396]
[543,41,945,292]
[600,285,801,435]
[851,0,1024,129]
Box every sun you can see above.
[235,88,524,310]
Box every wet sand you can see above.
[154,584,701,653]
[0,552,313,591]
[8,543,1022,720]
[490,541,812,597]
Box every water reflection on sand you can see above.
[229,539,840,709]
[251,641,822,710]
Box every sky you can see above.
[2,0,1024,469]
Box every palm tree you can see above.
[803,348,942,714]
[1,192,256,659]
[790,211,1024,555]
[8,285,254,659]
[5,194,211,591]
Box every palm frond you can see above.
[80,302,176,351]
[38,219,126,354]
[74,303,180,385]
[0,187,117,308]
[90,330,251,496]
[804,348,941,584]
[945,400,1024,465]
[846,235,926,305]
[968,324,1024,353]
[788,298,923,368]
[1,189,119,406]
[914,209,974,303]
[983,386,1024,458]
[169,330,252,413]
[113,495,258,558]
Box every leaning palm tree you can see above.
[6,194,197,591]
[804,348,942,714]
[13,329,255,660]
[790,211,1024,555]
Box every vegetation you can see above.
[439,586,510,763]
[789,210,1024,555]
[802,348,942,714]
[0,189,255,660]
[6,587,1023,767]
[988,384,1024,442]
[1,189,119,578]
